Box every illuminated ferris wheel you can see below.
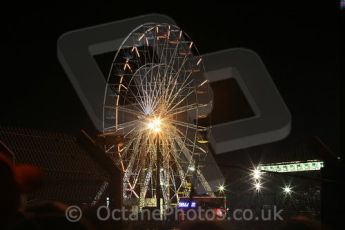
[103,23,213,209]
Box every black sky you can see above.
[0,2,341,154]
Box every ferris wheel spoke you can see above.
[112,105,143,117]
[168,119,206,131]
[113,80,143,108]
[123,127,137,138]
[163,70,193,105]
[175,128,207,155]
[123,133,143,182]
[173,128,199,158]
[167,103,207,116]
[104,120,138,134]
[165,86,196,113]
[124,85,143,111]
[170,130,194,163]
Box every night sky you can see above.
[0,2,341,155]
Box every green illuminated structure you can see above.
[259,160,324,173]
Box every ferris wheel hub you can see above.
[146,117,162,133]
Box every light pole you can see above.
[156,139,162,212]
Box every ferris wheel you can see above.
[103,23,213,208]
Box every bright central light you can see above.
[252,168,261,180]
[283,185,292,194]
[254,182,262,191]
[219,185,225,192]
[147,118,162,133]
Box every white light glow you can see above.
[147,118,162,133]
[283,185,292,195]
[254,182,262,191]
[217,184,227,193]
[188,165,195,171]
[252,168,261,180]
